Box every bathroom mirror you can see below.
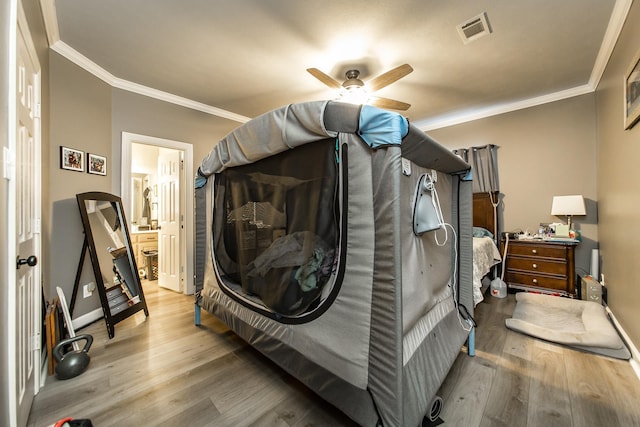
[76,191,149,338]
[130,173,158,230]
[131,173,145,226]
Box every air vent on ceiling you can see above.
[457,12,492,44]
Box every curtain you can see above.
[453,144,499,193]
[454,144,501,241]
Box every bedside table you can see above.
[500,239,578,297]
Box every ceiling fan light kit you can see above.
[307,63,413,110]
[342,69,365,89]
[339,86,370,106]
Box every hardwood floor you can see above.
[28,283,640,427]
[438,295,640,427]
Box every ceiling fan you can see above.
[307,63,413,111]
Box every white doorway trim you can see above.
[121,132,194,295]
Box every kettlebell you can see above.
[53,334,93,380]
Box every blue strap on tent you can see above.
[195,175,207,188]
[195,169,208,188]
[357,105,409,148]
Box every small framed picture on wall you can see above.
[60,146,84,172]
[624,48,640,130]
[87,153,107,176]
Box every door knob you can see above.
[17,255,38,269]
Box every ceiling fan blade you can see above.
[368,96,411,111]
[366,64,413,92]
[306,68,342,89]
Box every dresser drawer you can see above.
[505,271,568,292]
[137,233,158,243]
[506,257,567,276]
[507,242,567,259]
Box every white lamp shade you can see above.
[551,195,586,216]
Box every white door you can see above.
[12,5,42,426]
[157,149,182,292]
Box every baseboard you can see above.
[606,305,640,380]
[71,308,103,331]
[40,357,49,387]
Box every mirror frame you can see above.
[76,191,149,338]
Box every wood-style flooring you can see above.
[28,283,640,427]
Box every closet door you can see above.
[12,6,42,425]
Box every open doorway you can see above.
[121,132,194,295]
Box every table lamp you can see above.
[551,195,586,235]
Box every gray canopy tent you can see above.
[194,100,474,426]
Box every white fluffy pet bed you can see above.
[505,292,630,359]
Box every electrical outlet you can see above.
[83,282,95,298]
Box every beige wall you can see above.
[595,0,640,352]
[48,52,113,316]
[428,94,598,276]
[47,53,240,319]
[110,88,239,190]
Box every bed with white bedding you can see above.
[472,192,502,305]
[472,235,502,305]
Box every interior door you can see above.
[14,6,42,426]
[157,149,182,292]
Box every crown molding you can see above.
[49,42,251,124]
[415,84,594,131]
[40,0,250,123]
[51,41,116,83]
[589,0,632,88]
[415,0,631,131]
[40,0,631,130]
[39,0,59,46]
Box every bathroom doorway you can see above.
[121,132,194,294]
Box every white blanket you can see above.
[472,237,502,305]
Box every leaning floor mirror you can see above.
[75,191,149,338]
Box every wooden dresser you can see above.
[500,239,578,297]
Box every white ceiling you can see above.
[42,0,628,130]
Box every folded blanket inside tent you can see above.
[505,292,630,359]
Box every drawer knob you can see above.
[532,278,538,284]
[531,249,537,254]
[532,263,537,269]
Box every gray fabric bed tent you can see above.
[194,100,474,427]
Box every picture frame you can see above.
[87,153,107,176]
[624,48,640,130]
[60,146,85,172]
